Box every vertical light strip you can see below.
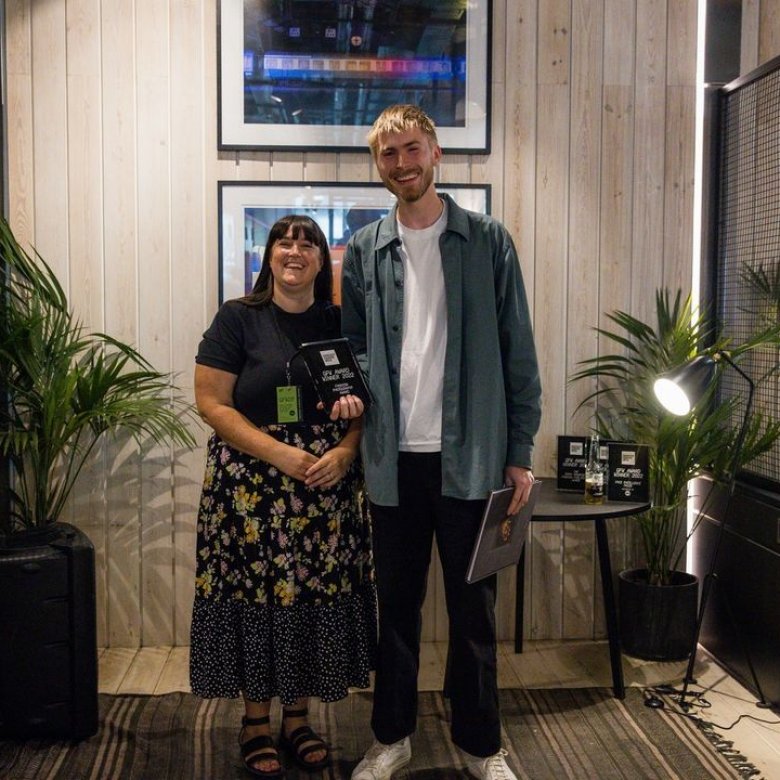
[691,0,707,314]
[688,0,709,571]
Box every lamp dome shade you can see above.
[653,355,717,416]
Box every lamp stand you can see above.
[678,355,770,710]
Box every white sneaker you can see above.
[465,748,518,780]
[351,737,412,779]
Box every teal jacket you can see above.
[341,194,542,506]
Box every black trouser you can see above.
[369,452,500,758]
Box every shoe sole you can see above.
[352,753,411,779]
[465,763,518,780]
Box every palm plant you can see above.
[742,261,780,325]
[741,260,780,426]
[570,289,780,586]
[0,217,196,535]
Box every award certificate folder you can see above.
[465,480,542,584]
[296,337,372,409]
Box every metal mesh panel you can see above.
[716,62,780,486]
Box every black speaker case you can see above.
[0,522,99,739]
[692,477,780,708]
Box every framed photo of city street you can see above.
[218,181,491,303]
[218,0,492,152]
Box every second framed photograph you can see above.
[218,0,492,152]
[218,181,491,304]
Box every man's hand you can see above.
[505,465,534,516]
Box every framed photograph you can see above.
[218,0,492,152]
[218,181,491,303]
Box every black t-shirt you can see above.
[196,299,341,426]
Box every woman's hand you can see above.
[304,444,357,489]
[270,442,319,482]
[327,394,365,420]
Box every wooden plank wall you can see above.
[4,1,778,648]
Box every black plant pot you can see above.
[618,568,699,661]
[0,522,99,739]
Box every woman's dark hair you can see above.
[239,215,333,307]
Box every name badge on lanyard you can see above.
[276,384,302,424]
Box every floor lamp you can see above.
[653,351,770,710]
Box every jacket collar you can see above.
[374,192,470,250]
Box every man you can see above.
[341,105,542,780]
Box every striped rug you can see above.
[0,689,758,779]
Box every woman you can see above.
[190,215,376,778]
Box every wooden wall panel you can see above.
[170,0,207,647]
[566,0,602,434]
[740,1,780,73]
[336,153,373,184]
[759,1,780,64]
[136,0,174,647]
[563,0,603,641]
[65,0,111,648]
[662,0,697,300]
[741,0,761,74]
[4,0,718,648]
[662,87,696,293]
[101,2,138,349]
[530,0,571,643]
[535,0,570,474]
[99,0,140,652]
[303,153,339,182]
[204,0,222,315]
[502,0,537,298]
[631,0,667,328]
[269,151,304,182]
[31,1,67,281]
[6,0,34,245]
[667,0,697,86]
[66,0,103,329]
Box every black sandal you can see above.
[279,707,331,772]
[239,715,285,778]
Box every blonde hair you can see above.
[367,104,439,158]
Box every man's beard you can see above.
[385,166,434,203]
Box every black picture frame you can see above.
[218,180,491,304]
[217,0,492,153]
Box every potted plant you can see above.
[570,289,780,660]
[0,217,195,737]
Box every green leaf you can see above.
[1,217,198,533]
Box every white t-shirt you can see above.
[397,202,448,452]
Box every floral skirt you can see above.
[189,423,377,704]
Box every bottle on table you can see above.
[584,433,606,505]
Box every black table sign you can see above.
[556,435,588,491]
[607,442,650,502]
